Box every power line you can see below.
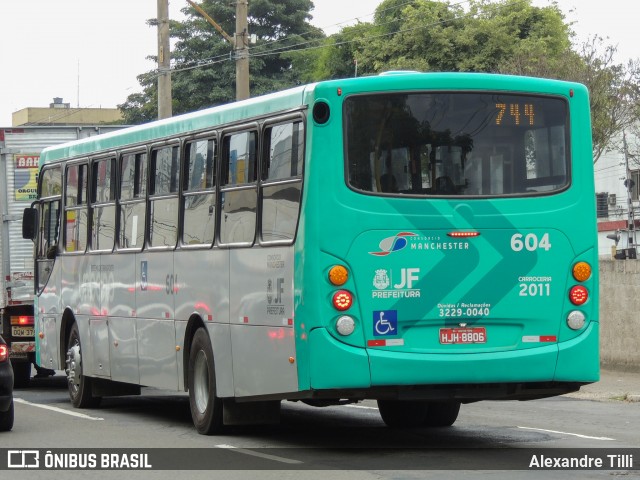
[145,0,529,84]
[161,0,484,76]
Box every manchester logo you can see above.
[369,232,417,256]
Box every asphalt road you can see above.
[2,374,639,479]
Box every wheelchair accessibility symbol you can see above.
[373,310,398,336]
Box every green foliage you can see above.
[567,37,640,163]
[311,0,573,77]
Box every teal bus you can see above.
[23,72,599,434]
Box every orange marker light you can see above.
[572,262,591,282]
[329,265,349,286]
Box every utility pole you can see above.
[623,130,637,252]
[157,0,172,119]
[187,0,249,101]
[235,0,250,100]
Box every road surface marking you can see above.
[518,426,614,441]
[215,444,302,464]
[344,404,378,410]
[14,398,104,421]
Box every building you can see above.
[11,97,124,127]
[594,130,640,258]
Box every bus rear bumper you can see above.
[307,322,599,400]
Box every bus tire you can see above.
[188,328,223,435]
[0,399,14,432]
[65,323,100,408]
[377,399,428,428]
[423,401,461,427]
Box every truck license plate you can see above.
[439,327,486,344]
[11,326,34,337]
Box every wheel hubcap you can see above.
[193,350,209,414]
[66,343,81,395]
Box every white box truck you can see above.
[1,126,124,386]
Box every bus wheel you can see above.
[423,401,461,427]
[188,328,223,435]
[65,323,100,408]
[377,400,428,428]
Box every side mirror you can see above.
[22,207,38,240]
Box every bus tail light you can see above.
[447,231,480,238]
[572,262,592,282]
[0,344,7,362]
[332,290,353,311]
[569,285,588,305]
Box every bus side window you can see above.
[90,157,116,251]
[119,152,147,250]
[64,163,88,253]
[36,166,62,261]
[149,145,180,248]
[182,138,217,246]
[219,130,257,245]
[39,201,60,260]
[261,121,304,243]
[36,199,60,290]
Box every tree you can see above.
[119,0,323,124]
[312,0,573,78]
[568,36,640,163]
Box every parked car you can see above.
[0,335,14,431]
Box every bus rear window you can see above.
[345,92,569,197]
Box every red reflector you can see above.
[447,231,480,238]
[569,285,588,305]
[523,335,557,343]
[332,290,353,311]
[0,344,7,361]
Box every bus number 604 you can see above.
[510,233,551,252]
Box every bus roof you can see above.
[39,84,311,165]
[39,72,586,165]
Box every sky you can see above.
[0,0,637,127]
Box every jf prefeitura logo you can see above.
[14,154,39,201]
